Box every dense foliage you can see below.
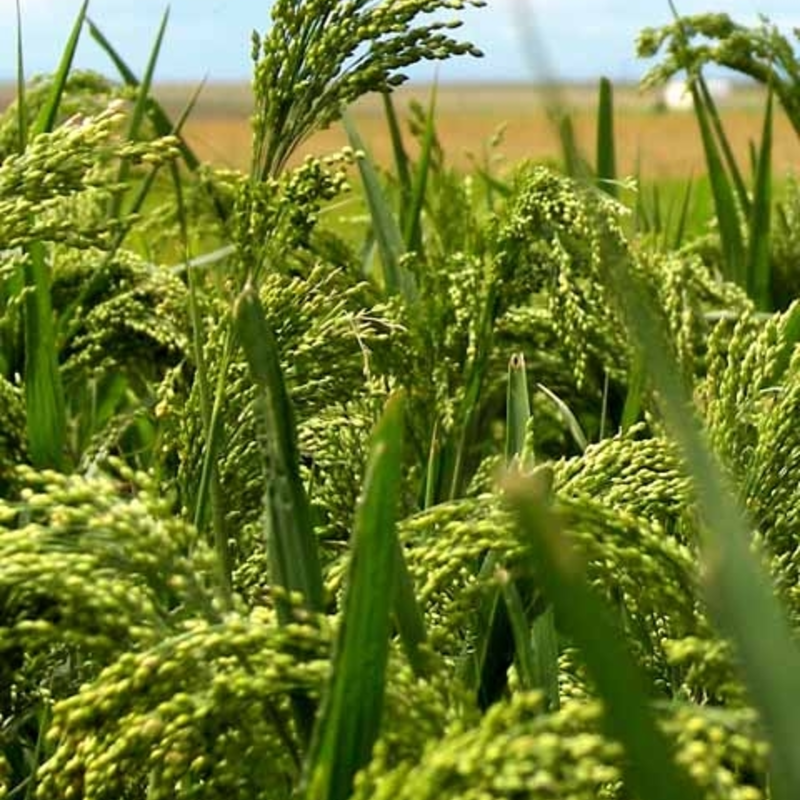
[3,3,800,800]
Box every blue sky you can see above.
[1,1,799,83]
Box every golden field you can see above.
[158,81,800,180]
[3,81,800,179]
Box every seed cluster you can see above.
[250,0,485,177]
[0,464,222,709]
[0,104,178,252]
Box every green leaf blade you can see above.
[304,392,406,800]
[689,79,746,287]
[596,76,617,198]
[343,114,414,302]
[31,0,88,137]
[234,285,324,616]
[24,242,66,470]
[746,87,774,311]
[505,352,530,464]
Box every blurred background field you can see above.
[4,79,799,180]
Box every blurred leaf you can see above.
[505,470,704,800]
[609,253,800,800]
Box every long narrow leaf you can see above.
[474,558,517,710]
[14,0,27,151]
[422,421,440,510]
[530,605,560,710]
[404,83,438,254]
[20,1,87,469]
[57,81,207,346]
[343,114,413,302]
[505,352,530,464]
[174,147,232,602]
[620,352,646,432]
[690,79,746,287]
[108,8,170,220]
[475,355,559,709]
[381,92,412,229]
[505,471,704,800]
[31,0,88,136]
[234,285,324,617]
[87,18,201,172]
[24,242,66,470]
[697,74,750,216]
[304,392,406,800]
[390,535,431,678]
[88,17,229,223]
[537,382,588,452]
[671,176,694,250]
[746,87,774,311]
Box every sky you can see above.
[1,1,799,84]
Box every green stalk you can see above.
[174,152,232,603]
[193,325,234,533]
[422,420,440,510]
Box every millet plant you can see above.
[2,3,800,800]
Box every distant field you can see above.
[3,80,800,179]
